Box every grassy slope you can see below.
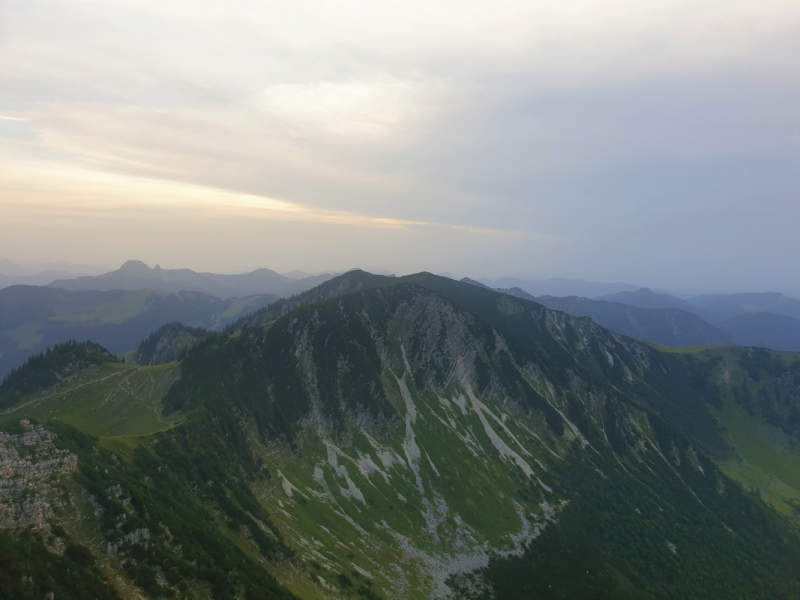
[644,344,800,522]
[709,354,800,520]
[641,341,723,354]
[715,396,800,519]
[0,362,181,437]
[250,374,567,600]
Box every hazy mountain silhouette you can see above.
[496,287,733,348]
[47,260,334,298]
[477,276,648,299]
[717,311,800,352]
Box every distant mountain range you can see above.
[596,287,697,312]
[0,285,278,378]
[0,259,105,278]
[475,276,651,298]
[6,259,800,355]
[46,260,335,298]
[0,270,92,288]
[0,259,105,289]
[716,312,800,352]
[508,290,733,348]
[690,292,800,323]
[469,284,799,352]
[587,287,800,352]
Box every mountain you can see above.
[226,269,395,330]
[596,289,800,351]
[476,276,646,299]
[47,260,335,298]
[596,287,696,311]
[0,259,104,278]
[688,292,800,323]
[2,273,800,599]
[0,285,278,378]
[491,287,732,348]
[459,277,491,289]
[717,312,800,352]
[282,270,316,279]
[128,322,212,366]
[0,260,105,289]
[0,270,99,289]
[533,295,733,348]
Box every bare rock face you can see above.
[0,420,77,529]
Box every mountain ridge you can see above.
[47,261,335,299]
[2,272,800,599]
[0,285,279,378]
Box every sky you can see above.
[1,0,799,294]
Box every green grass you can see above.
[0,362,182,437]
[97,434,154,462]
[247,371,568,600]
[641,341,723,354]
[712,388,800,520]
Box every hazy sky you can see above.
[2,0,799,293]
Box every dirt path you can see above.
[1,369,134,414]
[106,370,177,426]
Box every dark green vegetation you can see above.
[0,285,279,378]
[1,419,298,599]
[0,528,121,600]
[456,434,798,600]
[132,322,211,366]
[667,346,800,519]
[167,272,800,598]
[0,340,118,408]
[226,269,393,332]
[2,271,800,599]
[61,421,296,599]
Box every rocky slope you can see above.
[1,274,799,599]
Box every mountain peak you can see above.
[119,260,151,272]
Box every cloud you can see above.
[256,80,427,139]
[1,0,799,290]
[0,150,527,236]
